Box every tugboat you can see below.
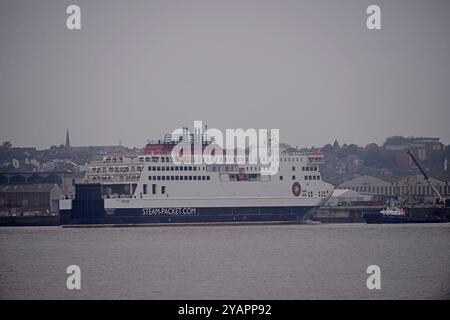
[363,205,443,224]
[363,150,449,224]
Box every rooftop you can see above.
[0,184,59,193]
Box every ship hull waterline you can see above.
[60,205,315,227]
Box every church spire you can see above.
[65,128,71,148]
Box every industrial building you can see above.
[339,174,449,202]
[326,189,372,206]
[385,137,444,164]
[0,184,62,216]
[339,175,392,197]
[0,171,83,196]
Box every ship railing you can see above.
[163,133,214,145]
[85,175,140,183]
[306,156,324,164]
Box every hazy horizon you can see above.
[1,0,450,149]
[2,129,448,150]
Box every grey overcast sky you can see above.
[0,0,449,149]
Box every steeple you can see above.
[65,129,71,148]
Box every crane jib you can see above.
[406,150,445,203]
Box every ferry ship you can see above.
[59,131,334,226]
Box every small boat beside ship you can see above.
[363,206,443,224]
[363,151,449,224]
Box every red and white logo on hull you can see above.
[292,182,301,197]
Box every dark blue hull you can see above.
[363,212,443,224]
[60,183,315,226]
[60,205,314,226]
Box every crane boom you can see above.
[406,150,444,202]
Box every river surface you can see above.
[0,223,449,299]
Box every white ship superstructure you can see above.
[60,132,334,225]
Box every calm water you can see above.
[0,223,449,299]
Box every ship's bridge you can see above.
[281,150,324,165]
[144,131,215,155]
[306,152,324,165]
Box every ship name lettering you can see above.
[142,207,197,216]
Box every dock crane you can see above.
[406,150,449,206]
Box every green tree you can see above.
[2,141,12,149]
[383,136,412,147]
[321,144,334,154]
[333,139,340,149]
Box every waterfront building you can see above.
[0,184,62,216]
